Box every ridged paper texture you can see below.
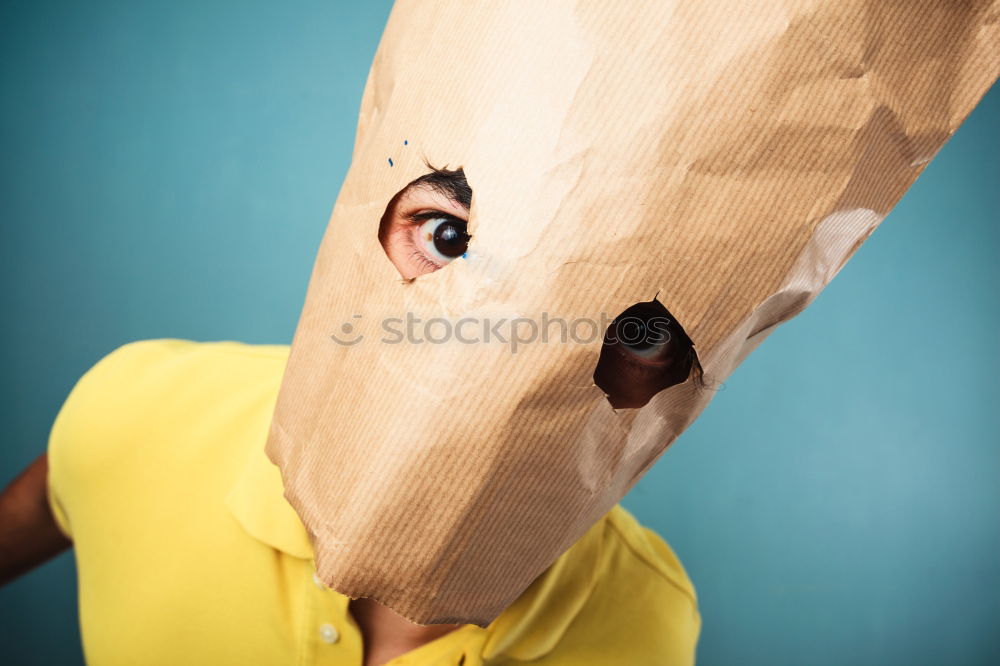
[267,0,999,626]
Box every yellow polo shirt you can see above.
[46,339,700,665]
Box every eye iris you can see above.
[607,305,673,361]
[432,219,469,258]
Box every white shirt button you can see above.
[319,623,339,644]
[312,572,325,588]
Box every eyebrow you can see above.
[408,166,472,210]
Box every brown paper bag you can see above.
[266,0,999,626]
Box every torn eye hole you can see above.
[377,166,472,281]
[593,298,699,409]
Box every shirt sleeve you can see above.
[551,506,702,665]
[45,472,72,539]
[45,339,194,542]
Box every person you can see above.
[0,168,702,665]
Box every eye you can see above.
[611,311,672,362]
[377,169,473,280]
[607,302,675,362]
[412,213,470,265]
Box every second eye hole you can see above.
[593,298,702,409]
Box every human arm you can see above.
[0,452,72,586]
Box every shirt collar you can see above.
[225,440,314,560]
[225,442,604,662]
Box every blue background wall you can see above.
[1,1,996,664]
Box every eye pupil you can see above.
[433,220,470,258]
[621,320,654,350]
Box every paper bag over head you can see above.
[266,0,999,626]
